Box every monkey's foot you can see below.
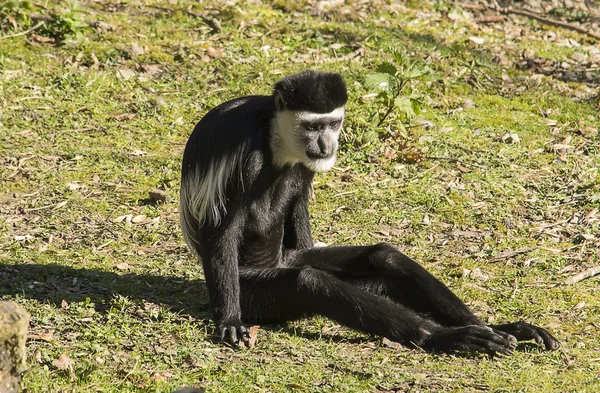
[421,325,517,355]
[490,321,560,351]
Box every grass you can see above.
[1,1,600,392]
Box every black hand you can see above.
[491,321,560,350]
[422,325,517,355]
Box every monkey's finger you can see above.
[489,329,517,348]
[238,326,250,342]
[530,330,544,346]
[453,336,514,356]
[474,336,515,356]
[228,326,238,344]
[538,329,560,350]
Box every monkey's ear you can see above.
[274,90,286,111]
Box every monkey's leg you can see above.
[285,243,481,326]
[238,267,516,354]
[284,244,559,350]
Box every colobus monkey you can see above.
[180,70,559,354]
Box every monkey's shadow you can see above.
[0,263,211,318]
[0,263,372,346]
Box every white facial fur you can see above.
[270,107,344,172]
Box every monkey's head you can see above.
[271,70,348,172]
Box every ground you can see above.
[1,1,599,392]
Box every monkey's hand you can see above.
[218,318,250,346]
[421,325,517,355]
[490,321,560,351]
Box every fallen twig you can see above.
[490,247,536,262]
[0,21,45,41]
[563,265,600,285]
[450,1,600,41]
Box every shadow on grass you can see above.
[0,263,379,346]
[0,262,211,318]
[0,263,553,354]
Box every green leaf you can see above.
[362,130,379,144]
[389,47,409,66]
[364,73,391,91]
[399,65,429,80]
[376,62,397,76]
[394,97,415,119]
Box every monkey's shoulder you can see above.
[183,96,275,172]
[195,95,275,135]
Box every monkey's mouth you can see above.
[305,150,335,160]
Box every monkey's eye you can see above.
[304,123,321,132]
[329,120,341,129]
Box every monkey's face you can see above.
[271,107,344,172]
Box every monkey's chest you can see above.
[239,184,297,267]
[240,205,287,267]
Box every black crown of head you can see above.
[274,70,348,113]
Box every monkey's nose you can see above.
[306,150,331,159]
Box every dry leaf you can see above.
[469,36,485,45]
[117,68,136,80]
[247,325,259,347]
[238,325,260,348]
[147,217,161,226]
[116,262,130,271]
[579,126,597,138]
[53,353,75,370]
[28,330,54,342]
[53,201,68,211]
[446,230,485,238]
[382,337,403,350]
[383,147,397,160]
[31,34,56,44]
[113,214,132,223]
[206,47,224,58]
[150,371,168,382]
[131,214,147,223]
[114,113,136,121]
[66,182,81,191]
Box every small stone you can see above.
[502,133,520,144]
[471,268,489,282]
[462,99,475,109]
[571,52,587,63]
[149,189,169,203]
[130,43,145,57]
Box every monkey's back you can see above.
[179,95,275,257]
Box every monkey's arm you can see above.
[204,211,249,345]
[283,197,313,250]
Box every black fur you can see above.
[273,70,348,113]
[179,71,559,353]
